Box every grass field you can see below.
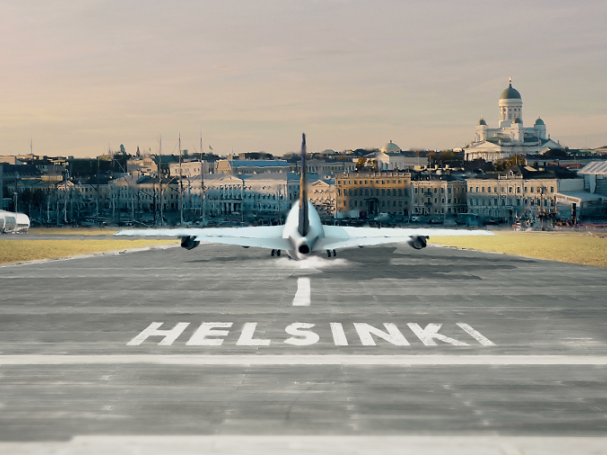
[29,227,119,235]
[430,230,607,268]
[0,238,178,265]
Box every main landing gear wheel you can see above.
[277,250,281,257]
[326,249,331,258]
[271,249,275,256]
[332,249,336,257]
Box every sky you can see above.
[1,0,607,158]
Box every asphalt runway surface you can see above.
[1,240,607,454]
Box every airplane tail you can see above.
[298,133,309,236]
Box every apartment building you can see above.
[411,178,467,216]
[335,171,412,217]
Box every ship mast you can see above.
[179,134,184,225]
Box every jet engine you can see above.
[407,235,428,250]
[298,244,311,255]
[181,236,200,250]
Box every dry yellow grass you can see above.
[29,228,119,235]
[429,231,607,268]
[0,239,178,265]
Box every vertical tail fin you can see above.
[298,133,308,237]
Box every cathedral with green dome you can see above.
[464,78,564,162]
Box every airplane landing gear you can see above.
[271,249,275,256]
[326,249,337,257]
[332,249,336,257]
[326,249,331,258]
[271,249,281,257]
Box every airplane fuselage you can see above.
[282,200,325,260]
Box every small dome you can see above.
[535,117,545,126]
[514,117,522,124]
[381,140,401,154]
[478,118,487,126]
[500,80,522,100]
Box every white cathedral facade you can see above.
[464,79,564,162]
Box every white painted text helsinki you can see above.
[128,322,495,347]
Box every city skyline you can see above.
[2,0,607,158]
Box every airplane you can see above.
[114,134,494,260]
[0,210,30,234]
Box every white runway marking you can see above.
[237,322,271,346]
[330,322,348,346]
[186,322,233,346]
[292,277,311,306]
[457,323,496,346]
[408,323,469,346]
[354,323,410,346]
[2,436,606,455]
[284,323,320,345]
[127,322,190,346]
[3,355,607,366]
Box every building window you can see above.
[488,187,492,193]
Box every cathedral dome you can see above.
[513,117,522,124]
[478,118,487,126]
[500,82,522,100]
[381,140,401,153]
[535,117,545,125]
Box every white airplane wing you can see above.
[114,226,292,250]
[313,225,494,251]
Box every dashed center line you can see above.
[292,277,311,306]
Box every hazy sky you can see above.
[2,0,606,157]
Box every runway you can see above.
[1,242,607,454]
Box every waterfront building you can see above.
[411,177,467,217]
[215,159,289,175]
[465,165,582,223]
[335,171,412,217]
[291,158,355,178]
[168,160,214,178]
